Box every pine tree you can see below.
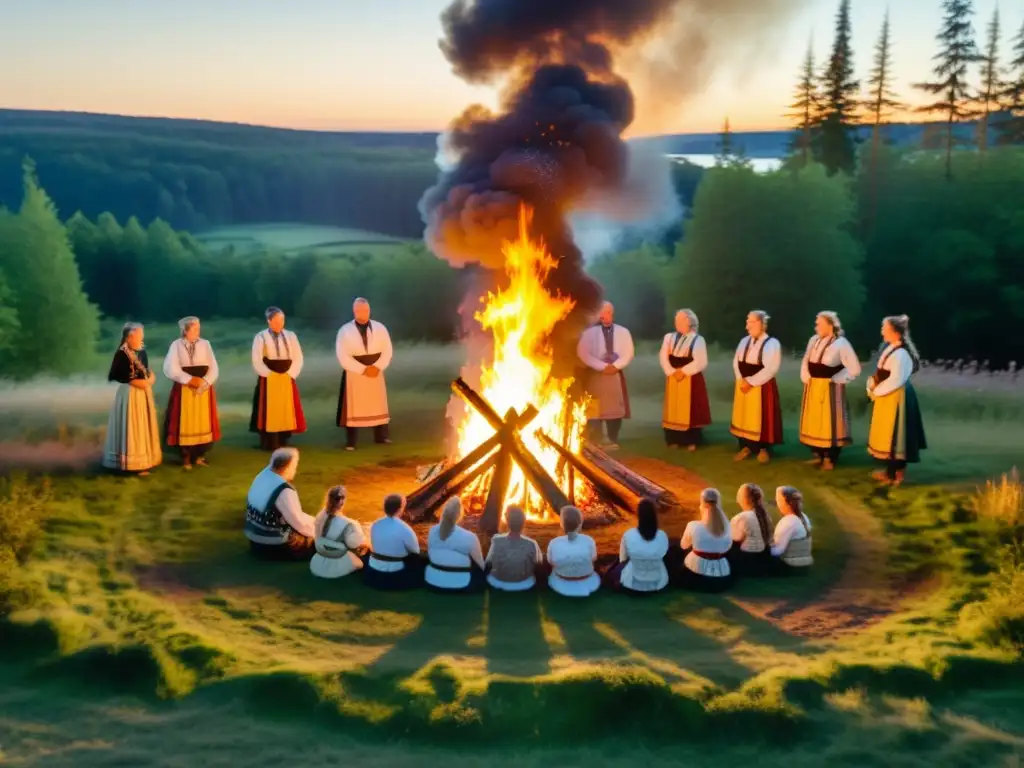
[914,0,981,179]
[0,159,99,377]
[715,117,734,165]
[786,42,821,167]
[997,17,1024,144]
[863,9,904,234]
[0,264,21,365]
[817,0,860,175]
[975,7,1004,151]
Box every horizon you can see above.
[1,0,1021,135]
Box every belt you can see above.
[694,550,727,561]
[554,572,595,581]
[428,562,472,573]
[370,552,406,562]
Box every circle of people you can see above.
[99,298,926,595]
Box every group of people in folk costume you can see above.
[100,299,394,476]
[243,445,815,595]
[582,302,926,487]
[100,292,926,490]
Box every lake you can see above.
[667,154,783,172]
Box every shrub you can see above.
[0,474,51,615]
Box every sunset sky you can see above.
[2,0,1021,135]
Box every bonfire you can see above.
[408,207,678,534]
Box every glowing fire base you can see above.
[406,378,678,535]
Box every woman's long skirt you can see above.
[102,384,162,472]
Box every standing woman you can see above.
[730,310,783,463]
[102,322,162,475]
[659,309,712,451]
[866,315,927,487]
[798,311,861,470]
[250,307,307,451]
[163,316,221,470]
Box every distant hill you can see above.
[0,108,993,235]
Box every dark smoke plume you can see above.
[421,0,809,361]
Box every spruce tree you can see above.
[975,7,1004,151]
[817,0,860,175]
[914,0,981,179]
[0,263,21,365]
[863,10,904,233]
[998,17,1024,144]
[0,160,99,377]
[715,117,735,165]
[786,43,821,168]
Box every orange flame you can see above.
[455,206,592,519]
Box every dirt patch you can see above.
[730,487,931,639]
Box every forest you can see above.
[0,0,1022,376]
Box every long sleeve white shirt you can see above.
[733,335,781,388]
[577,324,635,372]
[868,345,913,398]
[163,338,219,386]
[251,329,304,379]
[336,320,394,375]
[659,332,708,377]
[368,516,420,572]
[425,525,485,590]
[275,487,316,538]
[800,335,861,385]
[771,514,812,557]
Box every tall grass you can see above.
[0,474,50,615]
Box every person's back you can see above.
[683,520,732,577]
[363,493,424,590]
[488,533,541,588]
[620,527,669,592]
[547,506,599,597]
[244,448,316,560]
[730,509,768,553]
[771,486,813,570]
[425,525,483,590]
[310,486,365,579]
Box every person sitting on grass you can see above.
[728,483,773,576]
[547,505,600,598]
[677,488,734,592]
[769,485,813,574]
[244,447,317,560]
[485,505,544,592]
[425,497,487,593]
[310,485,368,579]
[363,493,425,590]
[605,497,669,594]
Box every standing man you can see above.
[250,307,306,451]
[577,301,634,450]
[336,297,393,451]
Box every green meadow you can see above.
[1,322,1023,765]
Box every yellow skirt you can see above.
[102,384,162,472]
[730,382,762,442]
[178,386,214,446]
[662,373,711,431]
[265,372,298,433]
[799,378,852,449]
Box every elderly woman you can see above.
[310,485,368,579]
[607,497,670,593]
[729,483,773,576]
[425,497,487,593]
[243,447,317,560]
[102,322,162,475]
[250,306,307,451]
[770,486,813,573]
[867,315,927,487]
[547,505,600,597]
[799,311,861,470]
[162,316,221,469]
[485,505,543,592]
[659,309,712,450]
[678,488,733,592]
[731,310,783,464]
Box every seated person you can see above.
[486,505,543,592]
[677,488,734,592]
[606,497,669,594]
[363,493,425,590]
[310,485,367,579]
[244,447,316,560]
[728,483,773,575]
[770,485,813,573]
[425,497,487,593]
[547,505,600,598]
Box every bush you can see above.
[0,474,51,615]
[960,545,1024,655]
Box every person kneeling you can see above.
[363,493,425,590]
[769,486,813,575]
[486,505,543,592]
[547,506,600,598]
[425,497,487,594]
[728,483,774,577]
[677,488,734,592]
[606,498,669,594]
[310,485,367,579]
[244,448,317,560]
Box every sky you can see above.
[0,0,1021,135]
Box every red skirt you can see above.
[164,383,222,446]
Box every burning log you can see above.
[537,431,640,514]
[581,442,680,514]
[480,446,512,535]
[451,379,570,515]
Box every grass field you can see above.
[1,321,1023,766]
[195,222,409,257]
